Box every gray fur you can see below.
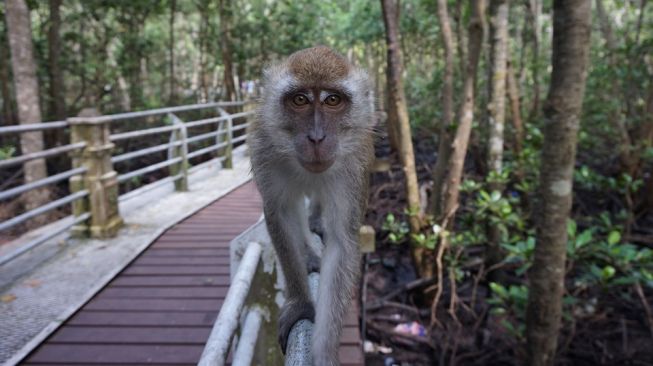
[249,47,374,366]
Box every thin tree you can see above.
[431,0,456,222]
[431,0,485,320]
[485,0,509,272]
[168,0,176,105]
[0,26,14,125]
[525,1,592,364]
[5,0,51,222]
[380,0,423,271]
[380,1,403,153]
[218,0,237,103]
[48,0,65,121]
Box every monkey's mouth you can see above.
[300,159,334,173]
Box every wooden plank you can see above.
[68,311,218,327]
[133,256,229,266]
[339,345,364,365]
[340,326,360,345]
[49,326,211,344]
[100,286,228,299]
[144,248,229,257]
[26,344,204,364]
[84,298,223,312]
[122,265,229,276]
[151,242,232,248]
[110,275,229,287]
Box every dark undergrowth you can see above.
[362,130,653,366]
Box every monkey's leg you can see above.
[263,199,315,353]
[312,204,361,366]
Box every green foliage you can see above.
[382,213,409,245]
[0,146,16,160]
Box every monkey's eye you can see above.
[292,94,309,106]
[324,94,341,106]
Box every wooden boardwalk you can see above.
[21,181,363,365]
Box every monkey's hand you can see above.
[278,299,315,354]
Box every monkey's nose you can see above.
[307,131,326,145]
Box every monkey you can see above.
[249,46,375,365]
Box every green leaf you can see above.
[601,266,616,280]
[576,229,593,248]
[567,220,577,238]
[608,231,621,245]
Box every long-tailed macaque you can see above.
[249,46,375,365]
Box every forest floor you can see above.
[362,131,653,366]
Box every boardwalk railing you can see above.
[0,101,253,265]
[198,218,326,366]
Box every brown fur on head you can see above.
[287,46,351,86]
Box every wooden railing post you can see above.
[217,107,233,169]
[167,113,189,191]
[68,108,123,238]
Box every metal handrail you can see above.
[117,157,182,183]
[0,212,90,266]
[69,101,247,124]
[0,120,67,135]
[186,129,228,145]
[0,167,87,201]
[198,242,262,366]
[110,125,180,142]
[0,190,89,232]
[112,141,182,164]
[184,111,253,129]
[187,142,229,160]
[0,142,86,169]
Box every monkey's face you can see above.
[256,46,375,175]
[282,87,350,173]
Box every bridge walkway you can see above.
[20,182,364,365]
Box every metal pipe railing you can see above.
[0,120,67,135]
[186,129,228,145]
[68,101,247,124]
[285,272,320,366]
[111,141,182,164]
[0,167,87,201]
[0,190,89,232]
[117,157,182,183]
[0,142,86,169]
[0,212,90,266]
[110,124,180,142]
[187,142,229,160]
[198,242,262,366]
[231,307,264,366]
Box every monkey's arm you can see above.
[311,197,362,366]
[262,196,315,352]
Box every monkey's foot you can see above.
[278,299,315,354]
[306,251,321,273]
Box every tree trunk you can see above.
[380,0,423,270]
[437,0,485,227]
[485,0,509,272]
[0,31,15,125]
[527,0,542,121]
[5,0,51,224]
[431,0,456,219]
[48,0,65,121]
[595,0,635,175]
[506,60,524,156]
[218,0,237,103]
[525,1,592,365]
[168,0,176,105]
